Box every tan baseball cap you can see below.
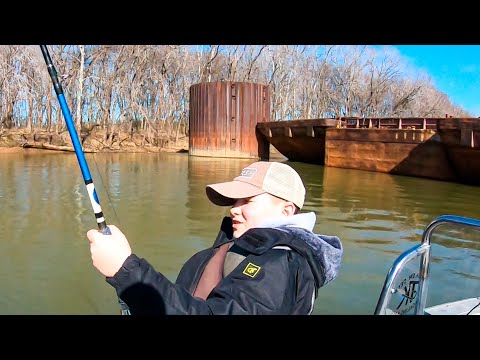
[206,161,306,209]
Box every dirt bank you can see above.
[0,127,189,154]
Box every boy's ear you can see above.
[282,202,297,216]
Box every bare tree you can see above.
[0,44,475,153]
[75,45,85,133]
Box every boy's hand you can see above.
[86,225,132,277]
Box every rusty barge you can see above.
[256,117,480,185]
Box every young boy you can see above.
[86,161,343,314]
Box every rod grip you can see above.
[99,222,112,235]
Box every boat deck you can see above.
[424,297,480,315]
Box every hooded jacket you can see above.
[106,212,343,315]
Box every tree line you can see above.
[0,45,472,145]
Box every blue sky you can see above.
[391,45,480,117]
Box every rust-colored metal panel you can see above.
[324,128,457,181]
[189,81,270,158]
[255,117,480,185]
[256,119,337,164]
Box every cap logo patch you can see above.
[240,168,257,178]
[243,262,261,278]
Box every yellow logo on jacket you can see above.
[243,262,261,278]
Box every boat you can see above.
[374,215,480,315]
[256,117,480,185]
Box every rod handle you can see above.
[99,222,112,235]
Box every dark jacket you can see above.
[106,213,343,315]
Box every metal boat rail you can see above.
[374,215,480,315]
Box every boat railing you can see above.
[374,215,480,315]
[342,117,438,130]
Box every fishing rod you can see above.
[40,45,130,315]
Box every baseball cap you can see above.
[206,161,306,209]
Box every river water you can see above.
[0,150,479,314]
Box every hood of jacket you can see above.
[226,212,343,289]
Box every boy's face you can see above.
[229,193,288,239]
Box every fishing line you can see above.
[91,153,122,227]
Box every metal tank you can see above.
[189,81,270,158]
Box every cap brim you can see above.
[206,181,265,206]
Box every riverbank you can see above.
[0,128,189,154]
[0,145,188,154]
[0,128,289,160]
[0,142,287,161]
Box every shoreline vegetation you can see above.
[0,127,189,154]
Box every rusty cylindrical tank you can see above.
[189,81,270,158]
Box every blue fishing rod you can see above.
[40,45,130,315]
